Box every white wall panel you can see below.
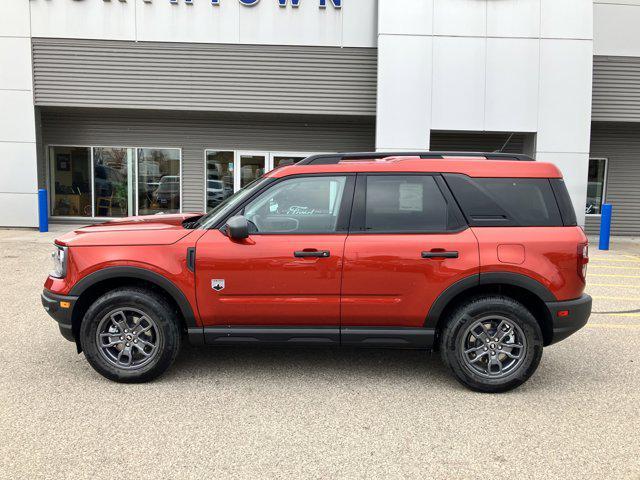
[536,151,589,227]
[433,0,486,37]
[238,0,342,46]
[0,0,30,37]
[540,0,592,39]
[485,38,539,132]
[27,0,376,48]
[594,3,640,56]
[0,193,38,228]
[378,0,432,36]
[342,0,378,47]
[431,37,485,131]
[0,91,36,143]
[376,35,432,150]
[0,143,37,194]
[136,0,239,44]
[0,37,32,91]
[537,39,592,153]
[487,0,540,38]
[30,0,136,40]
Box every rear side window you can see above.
[361,175,455,232]
[443,174,563,227]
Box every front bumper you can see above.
[41,289,78,342]
[545,294,592,345]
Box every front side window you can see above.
[586,158,607,215]
[50,146,92,217]
[244,176,347,233]
[137,148,181,215]
[363,175,450,232]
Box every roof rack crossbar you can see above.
[297,151,534,165]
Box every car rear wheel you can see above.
[80,287,181,383]
[440,295,543,393]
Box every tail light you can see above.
[578,243,589,281]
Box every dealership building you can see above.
[1,0,639,234]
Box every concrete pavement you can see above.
[0,227,638,479]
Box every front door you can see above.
[195,174,355,330]
[341,174,479,328]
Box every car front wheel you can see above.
[79,287,181,383]
[440,295,543,393]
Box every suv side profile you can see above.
[42,152,591,392]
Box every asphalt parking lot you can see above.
[0,226,638,479]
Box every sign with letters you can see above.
[140,0,342,8]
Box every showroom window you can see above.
[586,158,608,215]
[49,146,92,217]
[93,147,134,217]
[49,146,181,218]
[137,148,181,215]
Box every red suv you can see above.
[42,152,591,392]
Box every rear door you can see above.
[341,174,479,329]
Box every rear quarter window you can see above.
[443,174,563,227]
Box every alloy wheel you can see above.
[96,308,161,370]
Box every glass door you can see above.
[236,152,267,191]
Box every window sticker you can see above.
[398,183,423,212]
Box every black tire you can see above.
[79,287,181,383]
[439,295,543,393]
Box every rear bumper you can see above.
[41,289,78,342]
[546,294,592,345]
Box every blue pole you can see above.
[38,188,48,233]
[599,203,612,251]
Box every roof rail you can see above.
[297,151,534,165]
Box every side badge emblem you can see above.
[211,279,225,292]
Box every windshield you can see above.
[194,177,271,229]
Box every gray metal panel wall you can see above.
[40,108,375,211]
[32,38,377,116]
[585,122,640,236]
[593,56,640,122]
[430,131,526,153]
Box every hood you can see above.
[55,213,204,247]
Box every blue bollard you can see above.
[38,188,48,233]
[599,203,612,251]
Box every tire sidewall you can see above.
[80,289,181,383]
[441,296,543,393]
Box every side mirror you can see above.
[225,215,249,240]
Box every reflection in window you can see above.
[137,148,181,215]
[205,151,234,212]
[239,154,265,188]
[273,155,306,168]
[50,146,92,217]
[586,158,607,215]
[93,147,133,217]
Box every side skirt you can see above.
[188,326,435,349]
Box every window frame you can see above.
[134,146,183,216]
[586,157,609,217]
[214,173,356,235]
[349,173,467,234]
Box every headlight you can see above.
[51,245,68,278]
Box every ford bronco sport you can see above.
[42,152,592,392]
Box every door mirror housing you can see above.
[225,215,249,240]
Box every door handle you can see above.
[422,250,459,259]
[294,250,330,258]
